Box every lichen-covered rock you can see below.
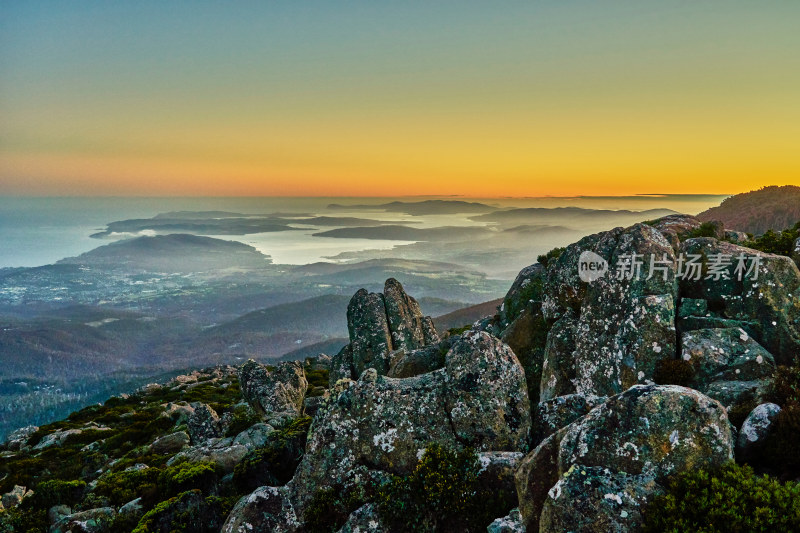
[150,431,190,455]
[292,331,530,509]
[558,385,733,478]
[222,486,301,533]
[4,425,37,451]
[736,402,781,462]
[384,278,439,352]
[332,281,440,383]
[539,465,661,533]
[187,402,221,444]
[499,263,545,326]
[516,385,733,531]
[1,485,31,509]
[681,328,775,389]
[387,339,450,379]
[347,289,393,376]
[487,508,525,533]
[500,303,548,405]
[678,298,708,318]
[649,214,706,249]
[542,223,678,399]
[168,438,249,473]
[515,428,565,533]
[51,507,116,533]
[238,360,308,425]
[539,312,579,402]
[337,503,390,533]
[233,423,275,449]
[532,394,593,445]
[32,428,83,450]
[704,379,768,411]
[679,238,800,365]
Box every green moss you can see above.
[131,490,228,533]
[91,466,162,508]
[232,416,311,492]
[0,507,48,533]
[642,462,800,533]
[27,479,86,509]
[653,358,695,387]
[159,460,219,498]
[446,324,472,336]
[375,443,517,533]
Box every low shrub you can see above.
[537,247,565,268]
[27,479,86,509]
[376,443,517,533]
[642,462,800,533]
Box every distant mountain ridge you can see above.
[59,234,272,271]
[697,185,800,235]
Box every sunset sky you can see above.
[1,1,799,197]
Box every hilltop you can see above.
[2,216,800,532]
[697,185,800,235]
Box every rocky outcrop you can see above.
[542,223,678,400]
[384,277,439,352]
[679,327,775,410]
[150,431,190,455]
[516,385,734,531]
[222,486,301,533]
[292,331,530,510]
[679,237,800,366]
[1,485,32,509]
[4,425,37,451]
[330,279,440,383]
[187,403,221,444]
[539,465,661,533]
[238,360,308,425]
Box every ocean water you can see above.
[0,195,726,268]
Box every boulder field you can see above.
[3,215,798,532]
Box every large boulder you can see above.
[542,223,678,399]
[150,431,190,455]
[331,279,440,383]
[539,465,661,533]
[168,438,249,473]
[516,385,734,531]
[291,331,530,510]
[680,328,775,397]
[679,238,800,365]
[222,486,301,533]
[238,360,308,425]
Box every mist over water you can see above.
[0,195,727,269]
